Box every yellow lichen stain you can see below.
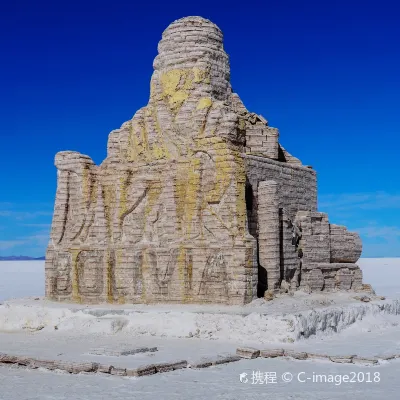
[159,68,209,114]
[175,161,188,232]
[177,246,186,300]
[145,180,162,217]
[193,67,210,84]
[127,120,149,163]
[106,250,115,303]
[196,97,212,110]
[119,177,127,221]
[186,252,193,302]
[103,185,115,241]
[116,248,126,304]
[160,69,188,112]
[119,171,133,224]
[71,249,82,303]
[141,249,149,303]
[194,137,233,204]
[174,157,201,238]
[90,179,98,205]
[238,118,246,131]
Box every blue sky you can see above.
[1,0,399,257]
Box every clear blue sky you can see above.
[1,0,399,257]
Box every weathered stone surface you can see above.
[330,225,362,263]
[16,356,34,367]
[212,355,241,365]
[189,360,213,369]
[97,364,113,373]
[155,360,188,372]
[45,16,365,305]
[307,353,329,360]
[53,361,98,374]
[236,347,260,359]
[329,355,355,364]
[376,354,396,360]
[352,357,379,366]
[90,347,157,356]
[0,353,18,363]
[260,349,284,358]
[126,364,156,377]
[110,367,127,376]
[30,359,55,370]
[284,350,308,360]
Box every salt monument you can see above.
[45,16,363,305]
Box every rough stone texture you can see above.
[154,360,188,372]
[236,347,260,359]
[30,359,56,370]
[212,355,241,365]
[284,350,308,360]
[352,357,378,366]
[258,181,280,293]
[329,355,355,364]
[306,353,329,360]
[126,364,157,377]
[110,367,127,376]
[45,16,364,305]
[97,364,112,373]
[188,360,213,369]
[330,225,363,263]
[260,349,284,358]
[89,347,157,356]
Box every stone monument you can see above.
[45,16,363,305]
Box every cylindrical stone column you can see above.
[258,180,281,291]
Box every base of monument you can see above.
[1,291,398,343]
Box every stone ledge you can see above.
[0,353,187,378]
[235,348,393,367]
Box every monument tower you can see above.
[45,17,363,305]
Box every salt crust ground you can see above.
[0,258,400,399]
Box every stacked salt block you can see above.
[189,355,241,369]
[89,347,157,356]
[1,349,398,377]
[236,348,394,366]
[236,347,260,359]
[0,352,188,377]
[260,349,284,358]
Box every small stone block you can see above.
[260,349,284,358]
[376,354,396,360]
[16,356,34,366]
[0,354,18,363]
[126,364,156,377]
[71,362,99,373]
[329,355,354,364]
[189,361,213,369]
[284,350,308,360]
[306,353,329,360]
[120,347,158,356]
[213,355,241,365]
[171,360,188,370]
[155,363,174,373]
[236,347,260,359]
[97,364,113,373]
[352,357,379,366]
[110,367,127,376]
